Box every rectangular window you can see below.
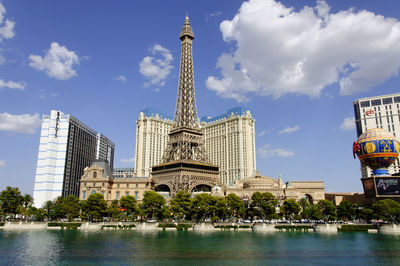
[371,99,381,106]
[383,97,393,104]
[116,191,120,200]
[135,192,138,199]
[83,191,86,200]
[394,96,400,103]
[136,183,138,188]
[126,191,129,196]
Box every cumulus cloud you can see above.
[257,144,294,158]
[0,79,26,90]
[206,0,400,101]
[340,116,355,131]
[29,42,80,80]
[0,160,5,168]
[0,113,41,134]
[139,44,173,87]
[114,75,127,83]
[120,157,134,164]
[278,125,299,134]
[0,3,15,41]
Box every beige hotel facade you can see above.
[134,107,256,185]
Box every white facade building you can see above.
[33,110,114,208]
[134,108,173,177]
[201,107,256,185]
[353,93,400,178]
[134,107,256,185]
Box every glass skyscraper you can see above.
[33,110,114,208]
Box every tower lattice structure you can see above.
[152,16,221,195]
[161,16,209,164]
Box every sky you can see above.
[1,0,400,195]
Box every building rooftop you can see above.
[200,107,251,123]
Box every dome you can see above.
[353,128,399,175]
[212,185,222,192]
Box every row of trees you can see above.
[2,186,400,223]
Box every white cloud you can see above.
[0,160,5,168]
[206,0,400,101]
[139,44,173,87]
[340,116,355,131]
[257,144,294,158]
[120,157,134,164]
[29,42,80,80]
[0,79,26,90]
[278,125,299,134]
[258,129,268,137]
[0,3,15,41]
[0,113,41,134]
[114,75,127,83]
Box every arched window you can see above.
[91,190,96,194]
[93,172,97,178]
[82,191,86,200]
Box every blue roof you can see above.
[141,108,174,120]
[200,107,250,123]
[140,107,250,123]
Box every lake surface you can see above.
[1,230,400,265]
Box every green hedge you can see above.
[47,222,82,229]
[338,224,375,232]
[158,223,177,229]
[0,222,4,226]
[275,225,312,231]
[102,224,136,229]
[176,224,192,231]
[214,225,251,229]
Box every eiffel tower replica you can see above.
[152,16,221,195]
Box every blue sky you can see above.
[1,0,400,195]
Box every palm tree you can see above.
[23,194,33,209]
[42,200,54,220]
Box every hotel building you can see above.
[353,93,400,178]
[134,107,256,185]
[33,110,115,208]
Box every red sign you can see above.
[366,109,374,116]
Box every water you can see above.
[1,230,400,265]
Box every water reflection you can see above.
[1,230,400,265]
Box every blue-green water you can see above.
[1,230,400,265]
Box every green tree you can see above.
[190,193,214,222]
[140,191,166,220]
[106,200,121,221]
[301,204,323,221]
[373,199,400,223]
[280,199,301,222]
[213,197,228,222]
[226,194,245,221]
[63,195,80,222]
[81,193,107,221]
[120,195,137,220]
[299,197,311,211]
[51,196,66,220]
[250,192,277,219]
[357,206,374,223]
[337,200,356,221]
[170,191,192,221]
[42,200,54,220]
[317,200,337,222]
[0,186,24,218]
[22,194,33,209]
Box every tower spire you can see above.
[174,15,198,131]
